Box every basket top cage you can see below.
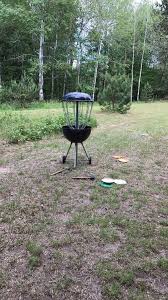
[63,92,93,102]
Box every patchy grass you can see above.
[26,241,43,269]
[0,272,6,290]
[28,256,41,269]
[0,102,168,299]
[52,236,72,249]
[99,228,120,243]
[56,275,75,291]
[26,241,43,256]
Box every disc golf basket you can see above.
[62,92,94,168]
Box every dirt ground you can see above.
[0,106,168,300]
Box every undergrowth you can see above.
[0,112,97,143]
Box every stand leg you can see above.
[66,143,72,158]
[81,143,90,160]
[63,143,72,163]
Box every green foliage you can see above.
[77,83,93,96]
[28,256,41,269]
[0,0,165,102]
[0,111,97,143]
[56,275,74,290]
[0,76,38,106]
[96,261,134,298]
[157,258,168,271]
[104,283,121,299]
[26,241,42,256]
[141,82,153,101]
[99,73,131,114]
[0,272,6,289]
[26,240,42,269]
[99,228,119,242]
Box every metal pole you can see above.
[74,143,78,168]
[74,101,79,168]
[76,101,79,129]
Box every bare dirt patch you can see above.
[0,167,11,174]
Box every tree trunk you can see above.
[137,18,148,102]
[77,58,81,89]
[131,13,136,103]
[39,20,44,101]
[63,57,70,96]
[103,45,110,91]
[92,38,103,100]
[77,41,82,90]
[51,34,58,99]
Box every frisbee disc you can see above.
[101,178,115,184]
[113,179,127,185]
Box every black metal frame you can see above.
[62,93,93,168]
[62,142,91,168]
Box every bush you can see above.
[99,73,131,114]
[0,112,97,143]
[141,82,154,102]
[0,76,38,107]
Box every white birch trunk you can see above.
[39,20,44,101]
[92,38,103,100]
[103,45,110,91]
[77,41,83,89]
[51,34,58,99]
[131,14,136,103]
[137,18,148,102]
[77,56,81,89]
[63,57,70,96]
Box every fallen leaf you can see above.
[112,155,123,159]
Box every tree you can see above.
[155,0,168,97]
[0,0,167,105]
[99,73,131,113]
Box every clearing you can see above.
[0,102,168,300]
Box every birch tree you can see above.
[131,10,136,102]
[136,1,153,101]
[137,16,148,101]
[39,19,44,100]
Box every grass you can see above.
[99,228,120,243]
[96,262,135,298]
[56,275,75,291]
[0,101,168,299]
[52,236,72,249]
[0,272,6,290]
[26,241,43,256]
[26,241,43,269]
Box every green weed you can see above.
[56,275,74,291]
[104,283,121,299]
[100,228,119,243]
[52,236,71,249]
[0,272,6,289]
[26,241,42,256]
[157,258,168,271]
[28,256,41,269]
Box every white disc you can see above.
[113,179,127,185]
[101,178,115,184]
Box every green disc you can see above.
[98,182,113,188]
